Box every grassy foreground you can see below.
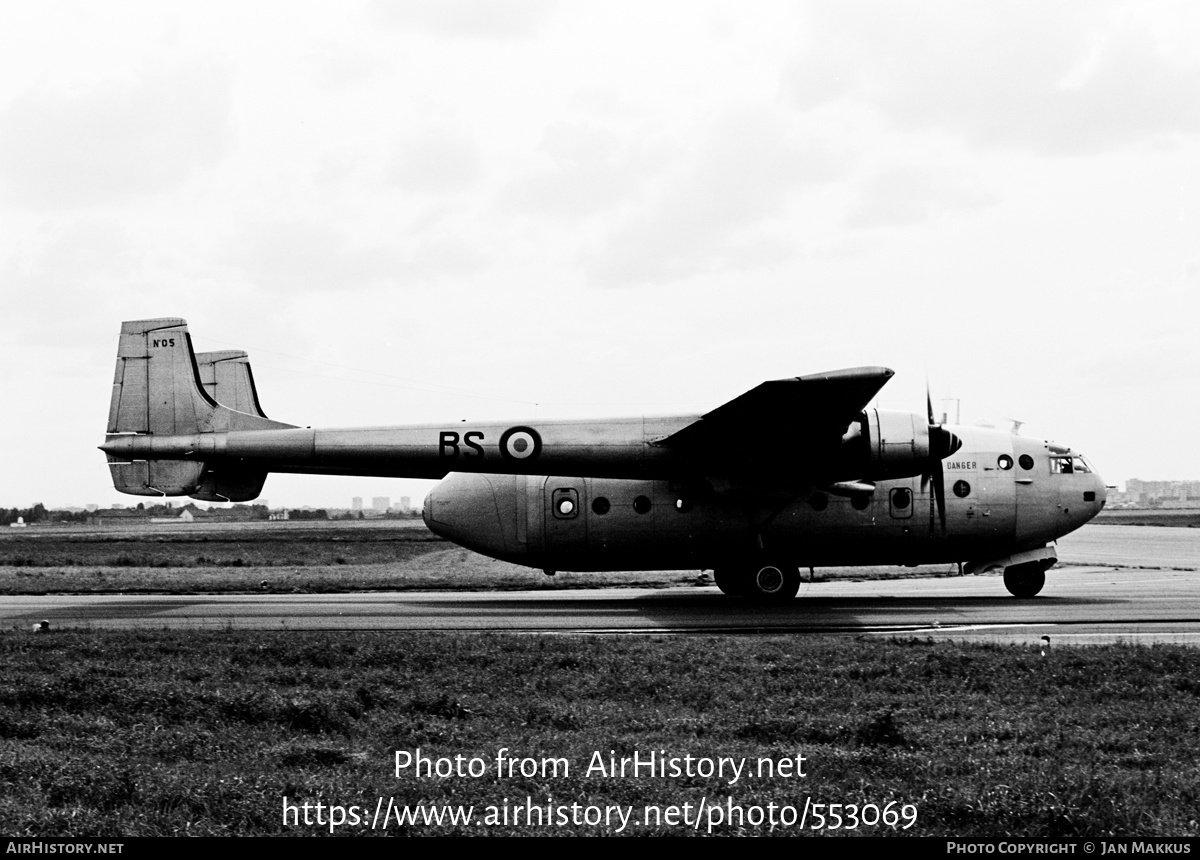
[2,629,1198,837]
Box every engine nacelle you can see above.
[840,409,931,481]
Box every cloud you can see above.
[223,219,489,294]
[585,105,844,286]
[388,130,484,195]
[784,3,1200,155]
[224,220,401,294]
[370,0,557,38]
[845,166,997,229]
[500,122,675,222]
[0,62,233,209]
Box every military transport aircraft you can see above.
[100,318,1106,600]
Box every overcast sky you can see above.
[2,1,1198,509]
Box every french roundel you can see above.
[499,426,542,461]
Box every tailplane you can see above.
[104,319,295,500]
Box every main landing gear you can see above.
[714,560,801,600]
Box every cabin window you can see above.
[633,495,652,514]
[809,492,828,511]
[552,488,579,519]
[851,493,870,510]
[592,497,610,515]
[953,480,971,498]
[1018,454,1035,470]
[675,497,693,513]
[997,454,1013,470]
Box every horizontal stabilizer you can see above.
[108,459,207,497]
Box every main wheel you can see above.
[713,567,745,596]
[1003,562,1046,598]
[747,562,801,601]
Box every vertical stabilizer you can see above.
[104,318,294,498]
[196,350,270,419]
[108,319,218,436]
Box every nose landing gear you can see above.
[1003,561,1050,598]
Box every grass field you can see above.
[3,629,1199,837]
[2,519,1198,838]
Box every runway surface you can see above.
[5,525,1198,644]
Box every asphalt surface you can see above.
[4,525,1198,644]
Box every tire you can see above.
[1003,562,1046,598]
[713,567,745,596]
[747,562,801,601]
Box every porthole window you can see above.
[809,492,828,511]
[851,493,870,510]
[633,495,652,514]
[551,488,579,520]
[998,455,1013,470]
[1018,454,1035,470]
[592,497,610,515]
[674,498,692,513]
[953,480,971,498]
[892,488,912,510]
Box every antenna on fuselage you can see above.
[1005,417,1025,436]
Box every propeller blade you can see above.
[932,456,946,532]
[924,381,960,535]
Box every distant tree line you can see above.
[1,504,89,525]
[286,509,330,520]
[1,504,420,525]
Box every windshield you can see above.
[1051,455,1092,474]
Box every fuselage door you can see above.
[544,478,588,553]
[889,485,914,519]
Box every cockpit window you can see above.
[1051,456,1091,475]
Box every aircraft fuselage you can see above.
[424,425,1106,572]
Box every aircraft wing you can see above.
[655,366,894,469]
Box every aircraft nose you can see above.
[421,487,437,531]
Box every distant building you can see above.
[399,496,411,511]
[373,496,390,512]
[352,497,363,511]
[1121,479,1200,509]
[90,508,152,525]
[9,516,26,528]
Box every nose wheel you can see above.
[1003,561,1048,598]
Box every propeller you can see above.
[922,383,962,534]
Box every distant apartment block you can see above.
[372,496,390,512]
[1111,479,1200,509]
[351,497,363,511]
